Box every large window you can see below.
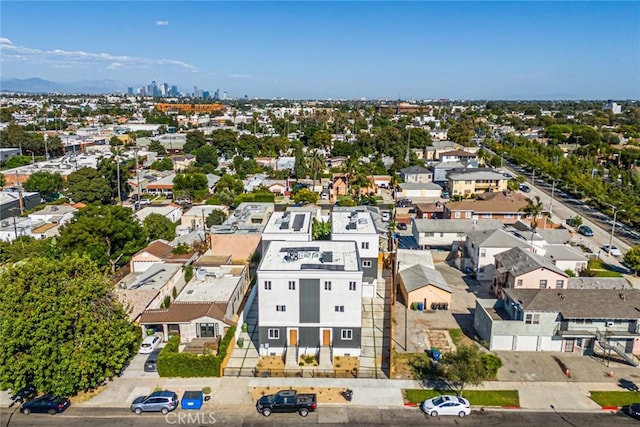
[555,280,564,289]
[361,242,369,250]
[198,323,219,338]
[341,329,353,340]
[539,280,547,289]
[525,313,540,325]
[349,281,357,291]
[268,329,279,340]
[324,281,332,290]
[264,281,271,290]
[288,281,296,290]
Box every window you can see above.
[335,305,344,312]
[585,319,593,324]
[288,281,296,290]
[324,281,332,290]
[539,279,547,289]
[575,319,585,325]
[198,323,219,338]
[482,214,492,219]
[555,280,564,289]
[504,214,514,219]
[349,281,357,291]
[525,313,540,324]
[276,305,286,312]
[341,329,353,340]
[268,329,279,340]
[362,260,372,268]
[516,279,523,287]
[465,180,472,184]
[361,241,369,250]
[465,212,472,218]
[454,212,461,219]
[480,249,486,258]
[264,281,271,290]
[425,232,434,237]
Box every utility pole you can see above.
[608,205,624,256]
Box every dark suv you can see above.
[21,394,70,415]
[131,390,179,415]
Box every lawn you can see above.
[586,260,623,278]
[589,391,640,407]
[404,389,519,407]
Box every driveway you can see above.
[119,352,160,379]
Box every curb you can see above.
[501,406,521,409]
[403,402,418,407]
[601,406,619,411]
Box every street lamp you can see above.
[25,150,35,164]
[608,205,625,256]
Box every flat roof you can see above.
[263,211,312,234]
[176,265,245,302]
[259,240,360,272]
[331,210,377,234]
[121,263,182,291]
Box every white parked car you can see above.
[602,245,622,257]
[139,335,161,354]
[420,395,471,417]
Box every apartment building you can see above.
[257,241,363,358]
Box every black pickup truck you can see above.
[256,389,317,417]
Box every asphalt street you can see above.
[2,406,639,427]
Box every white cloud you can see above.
[230,74,251,79]
[156,20,169,26]
[0,40,196,71]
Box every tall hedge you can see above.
[157,326,236,377]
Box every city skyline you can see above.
[1,1,639,100]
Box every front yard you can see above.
[589,391,640,407]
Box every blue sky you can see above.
[1,1,639,99]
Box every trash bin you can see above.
[242,323,248,333]
[431,347,441,362]
[237,337,244,348]
[181,391,204,410]
[417,302,424,311]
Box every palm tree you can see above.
[307,150,325,190]
[520,196,546,247]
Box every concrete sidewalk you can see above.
[8,375,623,413]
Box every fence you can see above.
[223,367,386,379]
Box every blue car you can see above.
[578,225,594,237]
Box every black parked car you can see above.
[21,394,70,415]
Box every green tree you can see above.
[624,246,640,276]
[148,140,167,155]
[65,167,112,204]
[206,209,227,227]
[151,157,174,171]
[307,150,325,188]
[0,255,139,396]
[195,145,219,169]
[183,130,207,153]
[293,188,319,205]
[143,213,177,241]
[23,171,64,200]
[312,218,331,240]
[520,195,546,245]
[440,345,488,397]
[173,172,208,197]
[59,205,148,272]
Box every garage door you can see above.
[492,335,514,351]
[539,336,562,351]
[515,336,538,351]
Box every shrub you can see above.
[157,326,236,377]
[184,265,194,283]
[202,386,212,394]
[482,353,503,378]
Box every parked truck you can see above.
[256,389,317,417]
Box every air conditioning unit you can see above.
[605,321,614,327]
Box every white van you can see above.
[139,335,161,354]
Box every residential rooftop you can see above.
[331,210,377,234]
[263,211,312,235]
[176,265,245,303]
[259,240,360,272]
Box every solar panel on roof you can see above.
[300,264,345,271]
[292,214,305,231]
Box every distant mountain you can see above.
[0,77,129,94]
